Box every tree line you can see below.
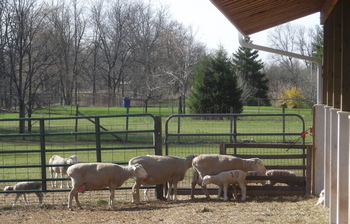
[0,0,322,132]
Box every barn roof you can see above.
[210,0,337,35]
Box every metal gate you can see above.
[164,113,311,197]
[0,114,161,205]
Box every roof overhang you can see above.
[210,0,337,36]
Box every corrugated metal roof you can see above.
[210,0,327,35]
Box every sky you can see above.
[150,0,321,62]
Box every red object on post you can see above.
[300,131,308,139]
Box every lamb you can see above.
[315,189,325,205]
[201,170,247,201]
[66,162,148,210]
[3,181,43,207]
[128,154,197,204]
[245,170,267,186]
[49,155,80,189]
[266,170,305,187]
[191,154,266,199]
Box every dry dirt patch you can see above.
[0,195,329,224]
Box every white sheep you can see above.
[49,155,80,189]
[266,170,304,187]
[201,170,247,201]
[3,181,43,207]
[66,162,148,210]
[315,189,325,205]
[128,154,197,204]
[191,154,266,199]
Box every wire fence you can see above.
[0,112,311,207]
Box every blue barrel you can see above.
[122,97,131,108]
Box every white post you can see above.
[337,111,350,224]
[324,106,332,207]
[313,104,325,194]
[330,108,339,223]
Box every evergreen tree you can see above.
[232,36,270,106]
[312,25,324,61]
[188,48,243,114]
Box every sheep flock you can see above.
[1,153,314,210]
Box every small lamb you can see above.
[66,162,148,210]
[49,155,80,189]
[201,170,247,201]
[3,181,43,207]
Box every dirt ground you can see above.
[0,194,329,224]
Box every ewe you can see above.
[66,162,148,210]
[191,154,266,199]
[129,154,197,203]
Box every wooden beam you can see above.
[333,3,342,109]
[321,0,338,24]
[341,0,350,111]
[326,12,334,106]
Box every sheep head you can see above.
[132,163,148,179]
[250,158,266,174]
[201,175,212,187]
[3,186,14,196]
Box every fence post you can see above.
[154,116,164,200]
[39,119,47,191]
[95,117,102,162]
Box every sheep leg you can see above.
[238,183,246,201]
[223,184,229,201]
[132,181,142,204]
[201,185,211,199]
[12,194,21,207]
[66,174,71,188]
[68,187,81,210]
[22,193,29,205]
[232,184,237,199]
[191,170,200,199]
[35,192,43,204]
[165,181,172,201]
[143,189,149,201]
[50,170,55,188]
[53,172,59,188]
[217,186,222,200]
[109,188,116,208]
[59,168,64,189]
[173,183,178,202]
[190,180,196,199]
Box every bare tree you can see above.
[47,0,86,106]
[161,21,205,113]
[2,0,56,132]
[89,0,136,106]
[267,23,318,105]
[130,2,170,111]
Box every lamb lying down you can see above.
[201,170,247,201]
[266,170,305,187]
[66,162,148,210]
[3,181,43,207]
